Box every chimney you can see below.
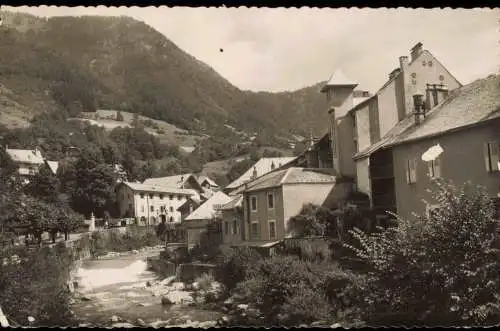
[410,42,424,62]
[425,83,449,108]
[399,56,409,70]
[270,161,276,171]
[252,166,257,179]
[412,92,426,125]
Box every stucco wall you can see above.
[392,120,500,220]
[116,185,188,224]
[402,50,462,118]
[222,209,244,244]
[244,187,284,241]
[337,114,357,177]
[355,157,371,198]
[377,79,401,138]
[282,183,335,233]
[355,103,372,152]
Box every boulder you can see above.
[146,281,152,287]
[136,318,147,327]
[80,296,91,301]
[311,321,327,327]
[132,250,139,254]
[110,315,120,323]
[191,281,200,290]
[330,323,342,328]
[199,320,218,328]
[160,276,176,286]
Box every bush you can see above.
[232,255,337,326]
[345,180,500,326]
[195,273,215,292]
[0,245,77,327]
[215,246,261,292]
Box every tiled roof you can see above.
[143,173,196,188]
[242,167,336,193]
[220,194,243,210]
[6,148,44,164]
[225,157,297,189]
[185,191,232,221]
[121,182,195,195]
[354,74,500,159]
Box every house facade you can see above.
[351,73,499,219]
[115,182,196,225]
[183,191,232,248]
[234,167,351,244]
[5,147,45,182]
[348,42,462,213]
[220,194,245,245]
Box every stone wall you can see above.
[176,263,218,283]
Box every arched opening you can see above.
[169,216,174,223]
[160,214,167,223]
[140,216,147,226]
[150,216,156,225]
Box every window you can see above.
[150,206,154,212]
[250,222,260,240]
[428,60,433,67]
[268,220,276,239]
[140,193,145,199]
[439,75,445,81]
[485,141,500,172]
[177,195,182,200]
[160,206,165,212]
[233,220,238,235]
[169,195,173,200]
[428,157,441,178]
[169,206,174,212]
[267,192,275,210]
[159,194,164,200]
[250,196,258,212]
[422,60,427,66]
[224,221,229,235]
[141,205,145,212]
[406,158,417,184]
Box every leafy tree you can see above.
[25,164,60,202]
[345,180,500,326]
[287,203,337,237]
[65,147,117,217]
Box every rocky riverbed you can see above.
[70,247,224,328]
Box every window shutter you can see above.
[435,158,441,178]
[406,160,411,183]
[485,142,492,172]
[427,161,434,178]
[492,141,500,171]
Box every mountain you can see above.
[0,11,330,137]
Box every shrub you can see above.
[345,180,500,326]
[233,255,337,326]
[195,272,215,292]
[215,246,261,292]
[0,245,77,327]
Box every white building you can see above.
[115,181,198,225]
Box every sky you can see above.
[3,6,499,93]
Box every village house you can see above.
[183,191,232,249]
[354,74,500,219]
[177,195,203,221]
[219,194,244,246]
[227,167,352,246]
[224,157,297,195]
[291,42,462,218]
[4,147,59,183]
[197,175,220,191]
[143,173,205,200]
[115,181,197,225]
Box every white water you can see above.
[76,260,151,292]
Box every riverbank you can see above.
[70,247,224,328]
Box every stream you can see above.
[70,248,223,327]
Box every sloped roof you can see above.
[242,167,336,193]
[6,148,44,164]
[121,182,195,195]
[354,74,500,159]
[185,191,232,221]
[321,69,358,92]
[46,161,59,175]
[198,175,219,187]
[143,173,201,190]
[226,157,297,189]
[220,194,243,210]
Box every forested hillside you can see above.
[0,11,329,137]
